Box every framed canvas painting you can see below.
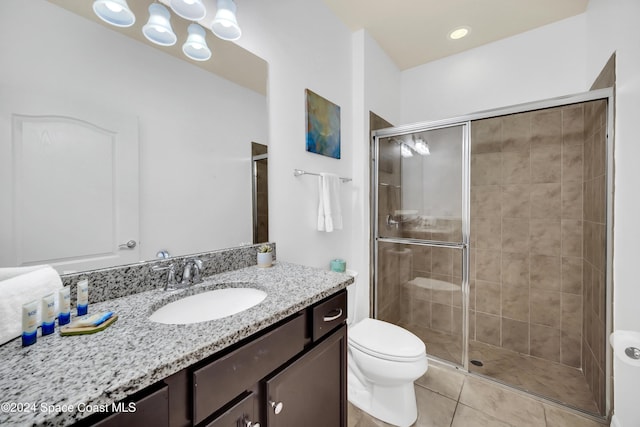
[305,89,340,159]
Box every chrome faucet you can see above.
[152,258,204,291]
[181,258,204,286]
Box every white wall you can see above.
[585,1,640,425]
[351,30,402,321]
[233,0,355,269]
[400,14,588,123]
[0,1,268,263]
[234,7,401,318]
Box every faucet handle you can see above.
[152,263,177,290]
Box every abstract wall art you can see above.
[305,89,341,159]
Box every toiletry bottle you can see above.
[22,301,38,346]
[41,293,56,336]
[77,279,89,316]
[58,287,71,326]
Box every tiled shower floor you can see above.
[399,324,601,415]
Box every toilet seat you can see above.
[349,318,425,362]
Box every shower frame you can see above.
[371,87,615,418]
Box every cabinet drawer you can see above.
[311,290,347,341]
[193,312,306,425]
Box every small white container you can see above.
[58,287,71,326]
[77,279,89,316]
[22,300,38,346]
[257,252,273,268]
[41,293,56,336]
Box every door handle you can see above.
[119,240,137,249]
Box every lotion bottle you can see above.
[22,300,38,346]
[41,293,56,336]
[58,287,71,326]
[77,279,89,316]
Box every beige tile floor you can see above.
[348,363,609,427]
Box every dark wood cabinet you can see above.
[265,325,347,427]
[90,385,169,427]
[192,313,306,425]
[85,289,347,427]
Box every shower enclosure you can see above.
[372,89,613,418]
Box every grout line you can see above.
[449,400,460,427]
[457,374,466,402]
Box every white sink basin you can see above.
[149,287,267,325]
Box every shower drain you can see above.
[470,359,484,367]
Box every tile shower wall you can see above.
[582,99,608,412]
[377,241,464,364]
[470,105,586,369]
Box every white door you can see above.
[0,97,139,273]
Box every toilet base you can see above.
[348,368,418,427]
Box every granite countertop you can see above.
[0,262,353,426]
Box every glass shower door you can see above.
[373,123,469,367]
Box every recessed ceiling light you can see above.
[449,26,470,40]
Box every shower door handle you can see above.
[386,215,400,229]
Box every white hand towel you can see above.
[0,265,63,345]
[317,173,343,232]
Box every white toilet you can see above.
[346,271,428,427]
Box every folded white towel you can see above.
[0,265,63,345]
[317,173,343,232]
[0,265,48,281]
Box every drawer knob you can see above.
[323,308,343,322]
[243,419,260,427]
[270,400,284,415]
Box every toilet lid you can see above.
[349,318,425,361]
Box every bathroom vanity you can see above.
[0,259,352,427]
[93,291,347,427]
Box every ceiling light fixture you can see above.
[92,0,135,27]
[93,0,245,61]
[143,3,178,46]
[449,26,470,40]
[183,23,212,61]
[169,0,207,21]
[211,0,242,41]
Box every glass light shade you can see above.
[143,3,177,46]
[93,0,135,27]
[169,0,207,21]
[183,24,212,61]
[400,144,413,158]
[414,140,430,155]
[211,0,242,41]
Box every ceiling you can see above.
[322,0,589,70]
[47,0,589,90]
[47,0,267,94]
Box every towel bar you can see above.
[293,169,352,182]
